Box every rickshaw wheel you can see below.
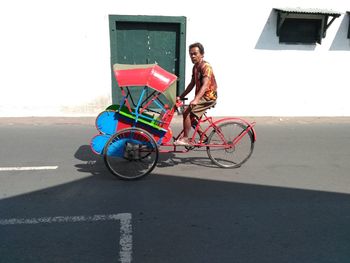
[206,121,254,168]
[103,127,159,180]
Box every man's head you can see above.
[189,42,204,65]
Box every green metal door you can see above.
[109,15,186,105]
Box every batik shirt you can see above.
[192,61,218,101]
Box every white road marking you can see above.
[0,166,58,171]
[0,213,133,263]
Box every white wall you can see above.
[0,0,349,117]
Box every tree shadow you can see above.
[1,170,350,262]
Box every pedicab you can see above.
[90,64,256,180]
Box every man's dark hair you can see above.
[189,42,205,55]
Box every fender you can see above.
[202,117,257,142]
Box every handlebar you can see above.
[175,97,187,114]
[175,97,193,114]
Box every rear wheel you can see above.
[104,128,158,180]
[206,122,254,168]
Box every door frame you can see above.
[109,15,187,104]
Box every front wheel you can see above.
[206,122,254,168]
[103,128,159,180]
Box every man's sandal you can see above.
[174,138,193,147]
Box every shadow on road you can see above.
[1,148,350,263]
[74,144,218,177]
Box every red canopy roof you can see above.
[113,64,177,93]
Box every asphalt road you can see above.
[0,118,350,263]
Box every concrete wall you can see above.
[0,0,349,117]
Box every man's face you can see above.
[189,47,203,65]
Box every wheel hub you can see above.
[225,141,235,153]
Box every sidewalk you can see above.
[1,116,350,125]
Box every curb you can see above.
[1,116,350,125]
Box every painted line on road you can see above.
[0,213,132,263]
[0,166,58,171]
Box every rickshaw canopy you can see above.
[113,64,178,106]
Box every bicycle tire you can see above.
[103,127,159,180]
[206,121,254,168]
